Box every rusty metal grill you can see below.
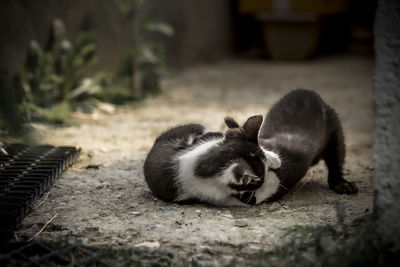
[0,144,80,234]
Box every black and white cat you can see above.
[143,115,281,206]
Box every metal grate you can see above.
[0,144,80,233]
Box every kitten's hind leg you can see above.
[324,109,358,194]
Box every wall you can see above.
[373,0,400,244]
[0,0,233,90]
[144,0,233,68]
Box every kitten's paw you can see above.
[262,149,281,169]
[330,179,358,194]
[228,174,263,191]
[221,161,264,191]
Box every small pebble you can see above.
[234,220,248,227]
[134,241,160,250]
[85,226,99,232]
[221,211,233,219]
[99,147,108,153]
[198,245,214,255]
[85,164,100,170]
[268,202,281,212]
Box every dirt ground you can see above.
[18,56,373,263]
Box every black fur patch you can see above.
[195,132,224,143]
[195,115,265,180]
[242,115,263,143]
[259,89,358,197]
[228,160,263,191]
[233,191,256,205]
[194,137,266,180]
[224,116,240,128]
[144,124,207,202]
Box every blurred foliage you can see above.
[16,19,118,128]
[0,70,35,143]
[0,18,101,139]
[21,19,97,112]
[1,2,174,137]
[23,102,71,125]
[93,77,136,105]
[113,0,173,98]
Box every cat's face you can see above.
[222,123,268,191]
[174,115,281,206]
[194,115,275,192]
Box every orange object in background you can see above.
[238,0,349,60]
[238,0,348,16]
[238,0,273,14]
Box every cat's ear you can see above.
[242,115,263,143]
[224,116,240,129]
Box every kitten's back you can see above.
[144,124,205,202]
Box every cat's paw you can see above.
[330,179,358,194]
[262,149,281,169]
[220,161,264,191]
[228,173,263,191]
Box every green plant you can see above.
[113,0,173,98]
[0,69,35,142]
[54,31,97,101]
[19,19,98,124]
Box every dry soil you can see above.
[18,56,373,263]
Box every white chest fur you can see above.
[175,138,237,203]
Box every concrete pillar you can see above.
[373,0,400,244]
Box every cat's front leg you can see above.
[254,171,280,204]
[233,170,280,205]
[220,160,264,191]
